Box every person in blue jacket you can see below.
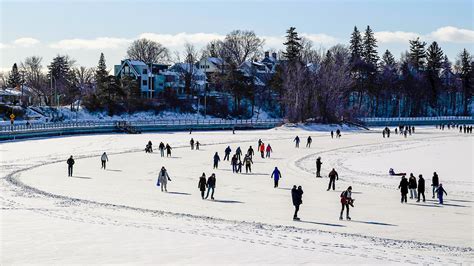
[435,184,448,204]
[271,167,282,188]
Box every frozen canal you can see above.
[1,126,472,264]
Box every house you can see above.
[261,51,279,72]
[169,63,207,94]
[197,57,226,74]
[114,59,170,98]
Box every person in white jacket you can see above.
[101,152,109,169]
[158,166,171,192]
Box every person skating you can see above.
[213,152,221,169]
[431,172,439,199]
[339,186,353,220]
[198,173,207,199]
[67,155,75,177]
[316,157,322,177]
[205,173,216,200]
[190,138,195,150]
[147,141,153,153]
[265,144,273,158]
[231,154,238,173]
[271,167,282,188]
[291,185,303,220]
[243,154,253,173]
[236,146,242,160]
[237,159,243,173]
[306,136,312,147]
[196,141,200,150]
[387,128,391,138]
[417,174,426,202]
[224,146,232,161]
[435,184,448,204]
[157,166,171,192]
[159,142,165,157]
[327,168,339,191]
[259,143,265,158]
[258,139,262,149]
[100,152,109,169]
[166,144,172,157]
[382,129,386,138]
[398,175,409,203]
[294,136,300,148]
[408,173,418,199]
[247,146,254,159]
[331,131,334,138]
[336,129,341,138]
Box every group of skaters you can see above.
[437,123,473,133]
[145,141,173,157]
[392,125,415,137]
[189,138,201,150]
[396,171,448,204]
[198,173,216,200]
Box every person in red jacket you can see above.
[259,143,265,158]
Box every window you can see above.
[143,69,148,74]
[142,80,148,86]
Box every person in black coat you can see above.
[432,172,439,199]
[327,168,339,191]
[408,173,418,199]
[417,174,426,202]
[205,173,216,200]
[213,152,221,169]
[398,175,409,203]
[66,155,75,177]
[224,146,232,161]
[315,157,322,177]
[198,173,207,199]
[291,185,303,220]
[166,144,172,157]
[159,142,165,157]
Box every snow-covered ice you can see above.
[0,126,472,264]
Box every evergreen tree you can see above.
[457,49,472,115]
[409,37,427,71]
[7,63,22,88]
[48,55,76,105]
[381,50,396,68]
[349,26,363,63]
[95,53,108,83]
[362,25,379,66]
[427,42,444,74]
[282,27,303,62]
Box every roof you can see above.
[171,63,206,76]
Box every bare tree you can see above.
[222,30,264,66]
[126,38,170,64]
[74,66,95,96]
[300,37,321,64]
[182,42,200,97]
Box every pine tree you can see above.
[349,26,363,63]
[96,53,108,83]
[457,49,472,115]
[7,63,22,88]
[362,25,379,67]
[381,50,396,68]
[408,37,427,71]
[282,27,303,62]
[426,42,444,74]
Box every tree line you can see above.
[1,26,472,121]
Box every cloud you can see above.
[375,31,420,44]
[49,37,130,50]
[13,37,40,47]
[429,26,474,43]
[138,32,224,48]
[0,43,12,49]
[301,33,339,45]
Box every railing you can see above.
[0,119,284,134]
[358,116,473,126]
[359,116,473,122]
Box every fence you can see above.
[359,116,473,126]
[0,119,285,141]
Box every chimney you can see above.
[272,52,277,59]
[265,51,269,58]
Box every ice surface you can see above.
[0,126,472,264]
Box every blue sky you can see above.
[1,0,473,71]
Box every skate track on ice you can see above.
[1,128,473,264]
